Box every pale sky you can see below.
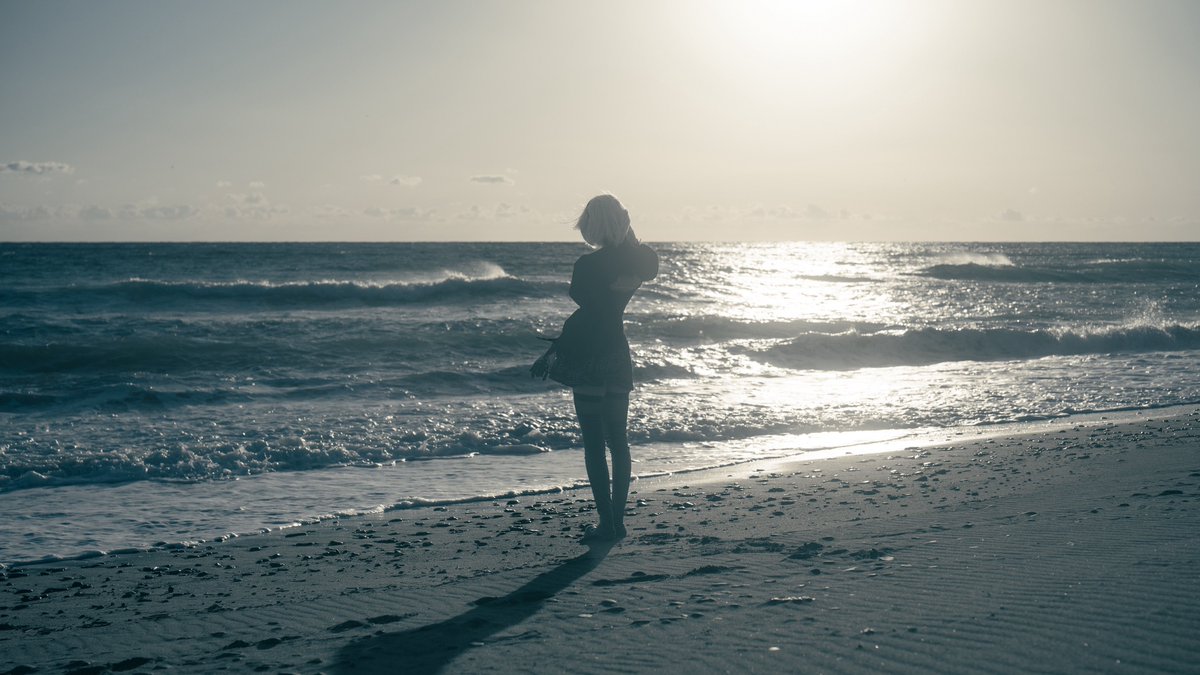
[2,0,1198,241]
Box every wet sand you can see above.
[3,407,1199,674]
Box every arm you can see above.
[568,256,606,308]
[633,243,659,281]
[530,339,556,380]
[611,243,659,290]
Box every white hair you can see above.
[575,194,632,248]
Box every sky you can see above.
[2,0,1199,242]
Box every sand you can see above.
[2,407,1198,674]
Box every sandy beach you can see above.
[7,1,1200,672]
[3,407,1198,674]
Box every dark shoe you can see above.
[580,523,615,544]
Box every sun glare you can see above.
[685,0,928,87]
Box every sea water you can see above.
[2,241,1199,563]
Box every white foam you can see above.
[938,251,1014,266]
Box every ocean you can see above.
[2,241,1199,564]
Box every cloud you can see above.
[746,204,842,220]
[140,204,200,220]
[248,181,266,189]
[1,201,201,223]
[216,180,233,188]
[112,201,200,221]
[227,192,267,205]
[457,205,484,220]
[469,175,514,185]
[493,202,532,219]
[221,192,288,220]
[362,206,435,220]
[2,160,75,175]
[1000,208,1025,221]
[749,205,797,219]
[314,204,352,219]
[79,205,113,220]
[224,203,289,220]
[1,200,282,224]
[805,204,830,219]
[454,203,532,220]
[364,174,423,187]
[389,175,422,187]
[0,203,60,221]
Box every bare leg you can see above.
[603,392,631,538]
[574,392,614,538]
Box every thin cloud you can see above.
[221,192,287,219]
[215,180,233,188]
[494,202,531,219]
[2,160,75,175]
[362,206,435,220]
[361,174,421,186]
[314,204,352,219]
[141,204,200,220]
[248,181,266,189]
[226,192,267,205]
[1000,208,1025,221]
[79,205,113,220]
[0,203,58,221]
[224,203,289,220]
[746,204,845,220]
[457,204,484,220]
[469,175,514,185]
[115,202,200,220]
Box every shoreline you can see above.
[4,402,1197,569]
[3,406,1198,673]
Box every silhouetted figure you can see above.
[532,195,658,542]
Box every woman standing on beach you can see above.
[532,194,659,543]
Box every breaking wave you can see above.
[756,323,1200,370]
[919,259,1200,284]
[4,265,563,311]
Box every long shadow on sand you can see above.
[331,542,613,674]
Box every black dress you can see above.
[549,239,659,391]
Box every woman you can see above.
[532,194,658,543]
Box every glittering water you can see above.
[3,241,1199,562]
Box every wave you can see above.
[919,260,1200,284]
[4,267,563,311]
[919,263,1073,283]
[754,323,1200,370]
[935,252,1014,266]
[0,382,255,413]
[0,317,548,377]
[0,335,278,375]
[0,366,552,412]
[643,315,884,342]
[110,274,556,308]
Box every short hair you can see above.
[575,194,631,248]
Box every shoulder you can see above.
[573,249,603,271]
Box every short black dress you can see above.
[548,239,659,391]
